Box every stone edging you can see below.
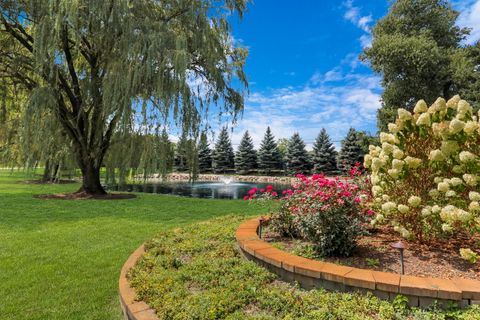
[119,244,159,320]
[236,217,480,308]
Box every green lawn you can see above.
[0,171,259,320]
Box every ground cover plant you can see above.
[129,215,480,319]
[0,171,258,320]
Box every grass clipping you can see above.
[128,216,480,320]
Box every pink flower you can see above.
[354,197,361,203]
[282,190,287,195]
[271,191,278,197]
[243,195,249,200]
[367,209,375,216]
[260,188,265,193]
[248,187,257,195]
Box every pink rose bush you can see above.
[246,164,371,257]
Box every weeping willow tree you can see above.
[0,0,248,195]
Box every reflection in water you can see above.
[107,181,289,200]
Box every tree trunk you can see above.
[77,158,106,195]
[42,159,51,182]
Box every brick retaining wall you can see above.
[236,217,480,308]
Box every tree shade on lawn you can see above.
[0,0,248,195]
[0,171,259,320]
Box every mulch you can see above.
[34,192,136,200]
[264,226,480,280]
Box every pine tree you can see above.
[312,128,338,175]
[338,128,365,173]
[212,127,235,173]
[235,131,257,174]
[285,133,311,174]
[258,127,282,174]
[198,133,212,173]
[158,129,174,177]
[174,134,189,172]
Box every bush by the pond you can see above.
[128,216,480,319]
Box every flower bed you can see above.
[236,217,480,308]
[120,216,480,319]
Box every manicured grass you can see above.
[0,171,259,320]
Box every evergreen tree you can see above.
[258,127,282,174]
[285,133,311,174]
[198,133,212,173]
[212,127,235,173]
[158,129,174,177]
[312,128,338,175]
[174,134,189,172]
[235,131,257,174]
[338,128,365,173]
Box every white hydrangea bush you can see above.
[364,96,480,249]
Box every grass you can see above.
[0,171,259,320]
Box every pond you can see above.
[108,179,290,199]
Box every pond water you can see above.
[108,180,290,199]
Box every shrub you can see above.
[364,96,480,247]
[250,164,371,257]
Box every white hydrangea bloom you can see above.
[469,191,480,201]
[446,95,461,109]
[442,223,453,232]
[380,132,396,144]
[437,182,450,192]
[392,148,404,160]
[432,205,441,214]
[381,142,394,154]
[414,99,428,113]
[463,174,478,186]
[449,119,465,134]
[408,196,421,207]
[381,201,397,212]
[449,177,463,187]
[397,108,412,121]
[459,151,476,163]
[372,186,383,196]
[388,123,399,133]
[397,204,409,213]
[457,100,473,115]
[382,194,390,201]
[388,169,400,179]
[404,156,422,169]
[445,190,456,197]
[392,159,404,170]
[416,112,431,126]
[464,121,478,135]
[421,207,431,216]
[469,201,480,212]
[429,149,446,162]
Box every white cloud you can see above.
[343,0,373,48]
[231,72,382,150]
[456,0,480,44]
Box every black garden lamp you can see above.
[390,241,407,275]
[258,216,265,239]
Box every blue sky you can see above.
[220,0,480,149]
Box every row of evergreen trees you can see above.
[194,127,365,175]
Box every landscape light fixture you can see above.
[390,241,407,275]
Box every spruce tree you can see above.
[198,133,212,173]
[312,128,338,175]
[174,134,189,172]
[285,133,311,174]
[338,128,365,173]
[212,127,235,173]
[258,127,282,174]
[235,131,257,174]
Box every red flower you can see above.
[248,187,257,195]
[243,195,249,200]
